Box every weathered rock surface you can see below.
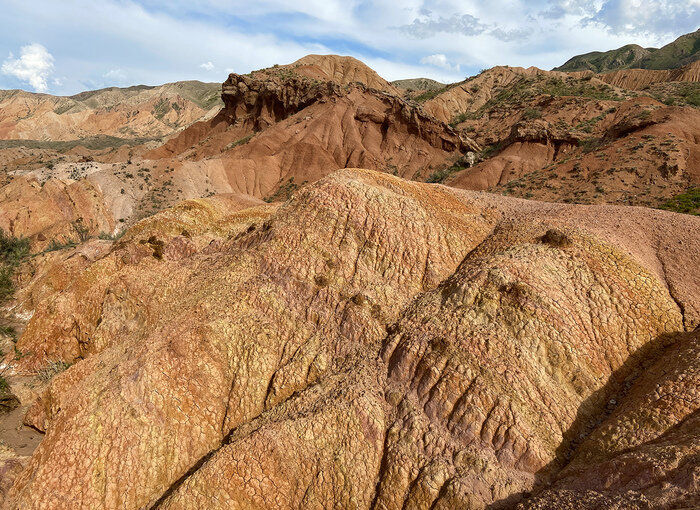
[3,168,698,509]
[519,328,700,509]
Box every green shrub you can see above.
[522,108,542,120]
[0,230,30,266]
[426,165,459,183]
[658,188,700,215]
[222,134,254,152]
[44,238,78,252]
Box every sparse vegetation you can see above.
[264,177,300,202]
[658,188,700,215]
[44,238,78,252]
[98,231,125,241]
[0,136,157,152]
[481,142,503,159]
[222,134,254,152]
[522,108,542,120]
[36,360,71,382]
[426,163,463,183]
[72,219,91,242]
[0,230,30,303]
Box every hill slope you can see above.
[2,168,698,509]
[555,29,700,72]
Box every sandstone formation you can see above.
[1,46,699,510]
[419,66,700,210]
[2,168,698,509]
[287,54,401,94]
[447,95,700,205]
[0,175,115,247]
[144,57,477,199]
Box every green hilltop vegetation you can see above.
[391,78,446,91]
[555,29,700,72]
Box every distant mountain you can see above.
[555,28,700,72]
[391,78,446,91]
[0,80,222,141]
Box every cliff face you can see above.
[2,168,699,509]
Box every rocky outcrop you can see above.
[519,328,700,509]
[289,54,401,94]
[147,61,478,200]
[218,68,475,153]
[421,66,592,124]
[4,169,698,509]
[220,72,342,129]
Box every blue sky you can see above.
[1,0,698,95]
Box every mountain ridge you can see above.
[554,28,700,72]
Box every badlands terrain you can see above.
[0,35,698,509]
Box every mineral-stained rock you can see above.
[3,169,699,509]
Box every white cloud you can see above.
[585,0,700,38]
[104,68,127,81]
[1,43,54,92]
[420,54,460,72]
[200,61,215,71]
[400,13,489,39]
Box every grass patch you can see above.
[264,177,301,202]
[98,231,125,241]
[36,360,71,382]
[152,98,172,120]
[658,188,700,215]
[579,138,605,153]
[414,88,445,102]
[426,163,465,183]
[481,142,503,159]
[0,136,157,152]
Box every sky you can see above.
[0,0,698,96]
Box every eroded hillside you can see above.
[0,53,699,508]
[1,53,699,254]
[419,64,700,211]
[0,168,697,509]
